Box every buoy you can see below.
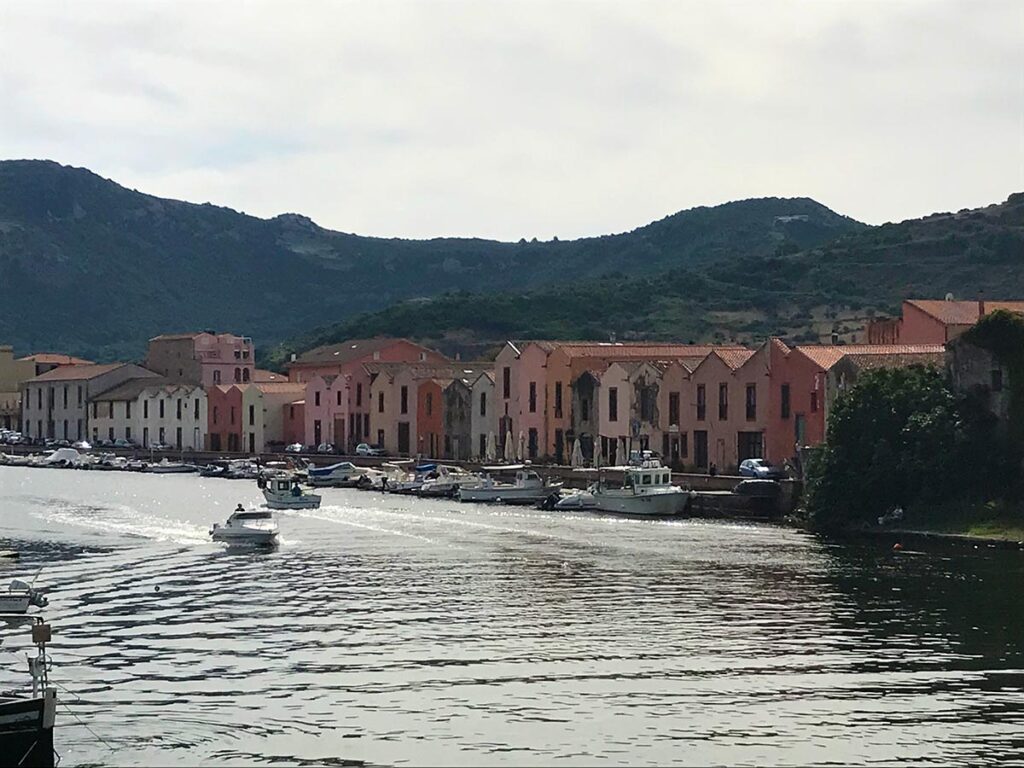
[892,542,903,552]
[154,585,160,592]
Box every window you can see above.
[230,407,236,425]
[555,381,563,418]
[696,385,706,421]
[125,426,131,441]
[315,391,321,407]
[77,386,83,407]
[194,398,200,419]
[92,402,97,418]
[234,368,241,383]
[480,391,487,417]
[234,350,241,359]
[680,432,688,458]
[992,369,1004,392]
[378,429,385,447]
[63,386,68,409]
[528,428,538,459]
[159,400,165,419]
[337,390,342,406]
[426,392,433,416]
[669,392,680,426]
[242,368,250,382]
[640,387,655,422]
[718,384,728,420]
[108,401,114,418]
[213,370,221,384]
[745,384,756,421]
[781,384,791,419]
[581,398,590,421]
[364,413,369,435]
[143,400,149,418]
[400,386,408,415]
[76,419,82,439]
[176,427,182,449]
[503,367,511,399]
[529,382,537,413]
[126,401,132,419]
[811,391,819,413]
[62,420,68,439]
[37,389,42,410]
[249,405,255,426]
[608,387,618,422]
[176,399,182,420]
[108,427,114,440]
[480,433,486,456]
[159,427,165,443]
[356,383,363,407]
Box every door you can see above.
[248,432,256,453]
[554,429,564,464]
[314,419,322,447]
[334,417,345,451]
[398,422,410,455]
[694,430,708,469]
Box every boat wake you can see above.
[32,502,212,546]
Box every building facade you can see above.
[146,332,254,386]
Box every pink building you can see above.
[146,332,254,386]
[868,299,1024,345]
[494,341,556,460]
[288,338,447,452]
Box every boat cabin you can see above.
[231,510,274,521]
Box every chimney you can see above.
[290,353,296,362]
[831,331,839,345]
[979,296,985,318]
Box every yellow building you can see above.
[0,346,35,430]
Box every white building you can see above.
[89,380,208,449]
[469,371,496,460]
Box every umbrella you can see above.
[570,438,584,468]
[613,436,622,467]
[594,435,601,469]
[517,430,525,462]
[504,426,515,463]
[486,431,497,462]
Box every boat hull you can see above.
[0,595,31,613]
[262,494,321,510]
[0,690,56,768]
[458,485,560,505]
[588,491,690,517]
[211,529,279,546]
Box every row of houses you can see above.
[2,298,1018,468]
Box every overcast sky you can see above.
[1,0,1021,240]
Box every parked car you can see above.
[316,443,336,454]
[284,443,304,453]
[738,458,786,479]
[71,440,93,451]
[149,441,173,451]
[355,443,386,457]
[95,438,113,448]
[113,438,138,449]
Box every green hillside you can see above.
[0,160,862,360]
[265,192,1024,365]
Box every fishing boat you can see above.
[0,615,57,767]
[580,454,692,517]
[259,475,322,510]
[307,461,366,488]
[457,464,562,505]
[418,464,481,498]
[211,508,280,546]
[0,579,48,614]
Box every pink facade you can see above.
[303,375,351,450]
[147,332,254,387]
[494,342,550,460]
[283,400,305,446]
[206,384,244,451]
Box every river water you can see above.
[0,466,1022,766]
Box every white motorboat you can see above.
[307,461,366,488]
[144,459,197,474]
[37,448,82,468]
[383,461,435,495]
[260,475,322,510]
[583,455,692,517]
[553,486,597,510]
[0,579,48,614]
[211,508,280,546]
[457,464,562,505]
[418,464,481,498]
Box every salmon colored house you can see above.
[206,384,244,451]
[417,379,444,459]
[868,299,1024,345]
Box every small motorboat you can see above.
[307,461,366,488]
[144,459,198,474]
[583,454,692,517]
[418,465,481,498]
[259,474,322,510]
[457,464,562,505]
[211,508,280,546]
[0,579,48,614]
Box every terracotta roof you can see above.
[290,338,444,366]
[840,351,945,371]
[716,349,756,370]
[507,340,564,354]
[91,378,200,402]
[18,353,94,365]
[27,363,150,383]
[149,332,204,341]
[254,382,306,394]
[795,344,946,371]
[907,299,1024,326]
[253,368,287,383]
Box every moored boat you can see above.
[0,607,57,766]
[307,461,366,488]
[260,475,322,510]
[0,579,48,614]
[418,464,481,498]
[457,464,562,505]
[581,455,692,517]
[143,459,197,474]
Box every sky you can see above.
[1,0,1021,241]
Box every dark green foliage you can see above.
[805,366,1007,529]
[962,309,1024,450]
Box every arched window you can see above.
[242,368,250,382]
[213,370,221,384]
[234,368,241,383]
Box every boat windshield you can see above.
[233,511,273,520]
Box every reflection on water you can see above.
[0,466,1022,766]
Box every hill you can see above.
[265,192,1024,365]
[0,160,862,360]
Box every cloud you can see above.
[1,0,1020,239]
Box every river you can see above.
[0,466,1022,766]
